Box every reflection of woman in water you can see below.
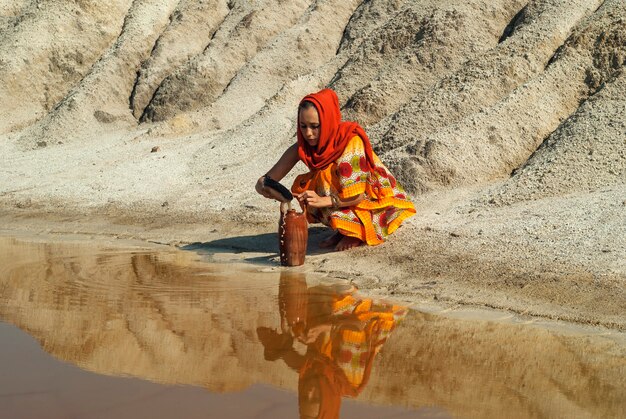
[257,273,407,419]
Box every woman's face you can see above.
[299,106,320,147]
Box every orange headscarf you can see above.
[297,89,376,172]
[298,355,350,419]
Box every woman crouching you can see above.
[256,88,415,251]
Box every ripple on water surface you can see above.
[0,235,624,419]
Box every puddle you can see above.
[0,235,624,419]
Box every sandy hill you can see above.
[0,0,624,328]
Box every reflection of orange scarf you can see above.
[297,89,376,171]
[299,355,351,419]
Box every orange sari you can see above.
[292,135,416,245]
[293,88,415,245]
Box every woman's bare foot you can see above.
[335,235,363,251]
[319,232,342,248]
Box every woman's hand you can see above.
[298,324,332,344]
[295,190,331,208]
[255,176,273,199]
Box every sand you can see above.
[0,0,624,329]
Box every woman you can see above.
[256,88,415,251]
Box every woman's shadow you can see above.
[180,226,335,265]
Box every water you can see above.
[0,235,624,419]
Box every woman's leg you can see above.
[335,235,363,251]
[319,231,343,248]
[320,231,363,251]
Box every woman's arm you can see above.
[295,191,364,209]
[265,143,300,181]
[336,193,365,207]
[256,143,299,198]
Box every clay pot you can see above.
[278,203,308,266]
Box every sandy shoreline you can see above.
[2,182,623,331]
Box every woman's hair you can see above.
[299,100,316,111]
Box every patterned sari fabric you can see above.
[292,135,416,245]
